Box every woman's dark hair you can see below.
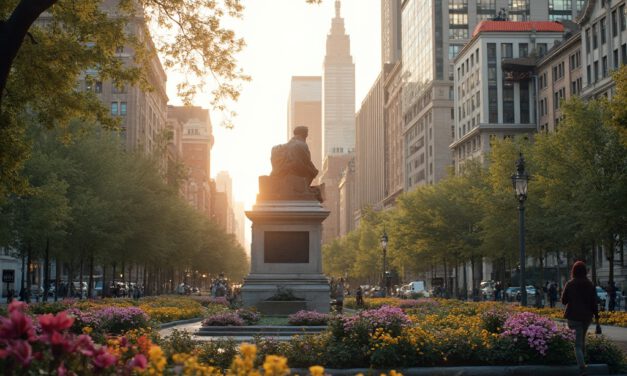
[571,261,588,279]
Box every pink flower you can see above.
[128,354,148,370]
[0,305,36,342]
[57,362,67,376]
[5,340,34,366]
[39,311,74,333]
[92,347,118,370]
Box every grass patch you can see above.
[257,316,290,326]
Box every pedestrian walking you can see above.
[608,281,617,311]
[549,282,558,308]
[335,278,345,314]
[561,261,599,376]
[355,285,364,308]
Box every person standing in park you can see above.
[561,261,599,376]
[355,285,364,308]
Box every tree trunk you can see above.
[25,243,32,303]
[43,238,50,302]
[87,253,94,299]
[79,256,84,299]
[102,264,107,298]
[607,234,615,285]
[463,260,468,300]
[66,263,73,298]
[54,257,60,302]
[590,241,597,286]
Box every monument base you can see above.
[242,200,331,314]
[241,273,330,314]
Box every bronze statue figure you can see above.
[258,126,324,202]
[270,126,318,185]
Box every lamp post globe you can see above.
[380,231,388,297]
[511,153,529,306]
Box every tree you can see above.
[533,97,627,285]
[0,0,248,197]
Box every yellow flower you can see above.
[309,365,325,376]
[262,355,290,376]
[82,326,93,334]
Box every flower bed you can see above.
[3,299,626,374]
[287,310,329,326]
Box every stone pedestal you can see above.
[241,199,330,313]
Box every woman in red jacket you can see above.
[561,261,599,376]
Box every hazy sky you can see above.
[166,0,381,246]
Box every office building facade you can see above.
[167,106,214,219]
[579,0,627,98]
[537,30,583,133]
[287,76,323,171]
[355,72,386,212]
[401,0,582,189]
[322,0,356,159]
[450,21,566,171]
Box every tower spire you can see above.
[335,0,341,18]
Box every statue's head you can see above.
[293,126,309,139]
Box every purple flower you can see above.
[288,310,329,326]
[202,312,245,326]
[501,312,574,356]
[342,305,410,333]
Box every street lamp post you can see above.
[380,231,389,297]
[511,153,529,306]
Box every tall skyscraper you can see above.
[322,0,356,159]
[401,0,582,190]
[287,76,323,171]
[381,0,402,65]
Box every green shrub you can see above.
[160,329,197,358]
[586,335,627,373]
[197,338,239,369]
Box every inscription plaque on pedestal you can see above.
[264,231,309,263]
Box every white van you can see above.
[401,281,429,298]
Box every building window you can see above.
[501,43,513,59]
[502,81,514,123]
[613,10,618,37]
[585,29,591,54]
[120,102,127,116]
[519,43,528,57]
[449,28,468,40]
[594,61,599,81]
[622,44,627,65]
[569,51,581,70]
[111,102,118,115]
[520,80,530,123]
[449,0,468,11]
[94,81,102,93]
[477,0,496,12]
[592,23,598,49]
[602,56,608,77]
[537,43,548,57]
[449,44,462,60]
[621,5,627,32]
[601,18,607,45]
[587,64,592,84]
[614,49,620,69]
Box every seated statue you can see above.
[258,126,323,202]
[270,126,318,185]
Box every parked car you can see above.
[597,286,608,309]
[480,281,495,300]
[400,281,429,298]
[504,287,520,301]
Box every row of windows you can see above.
[457,135,482,160]
[111,101,127,116]
[585,6,627,54]
[586,43,627,84]
[85,80,127,94]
